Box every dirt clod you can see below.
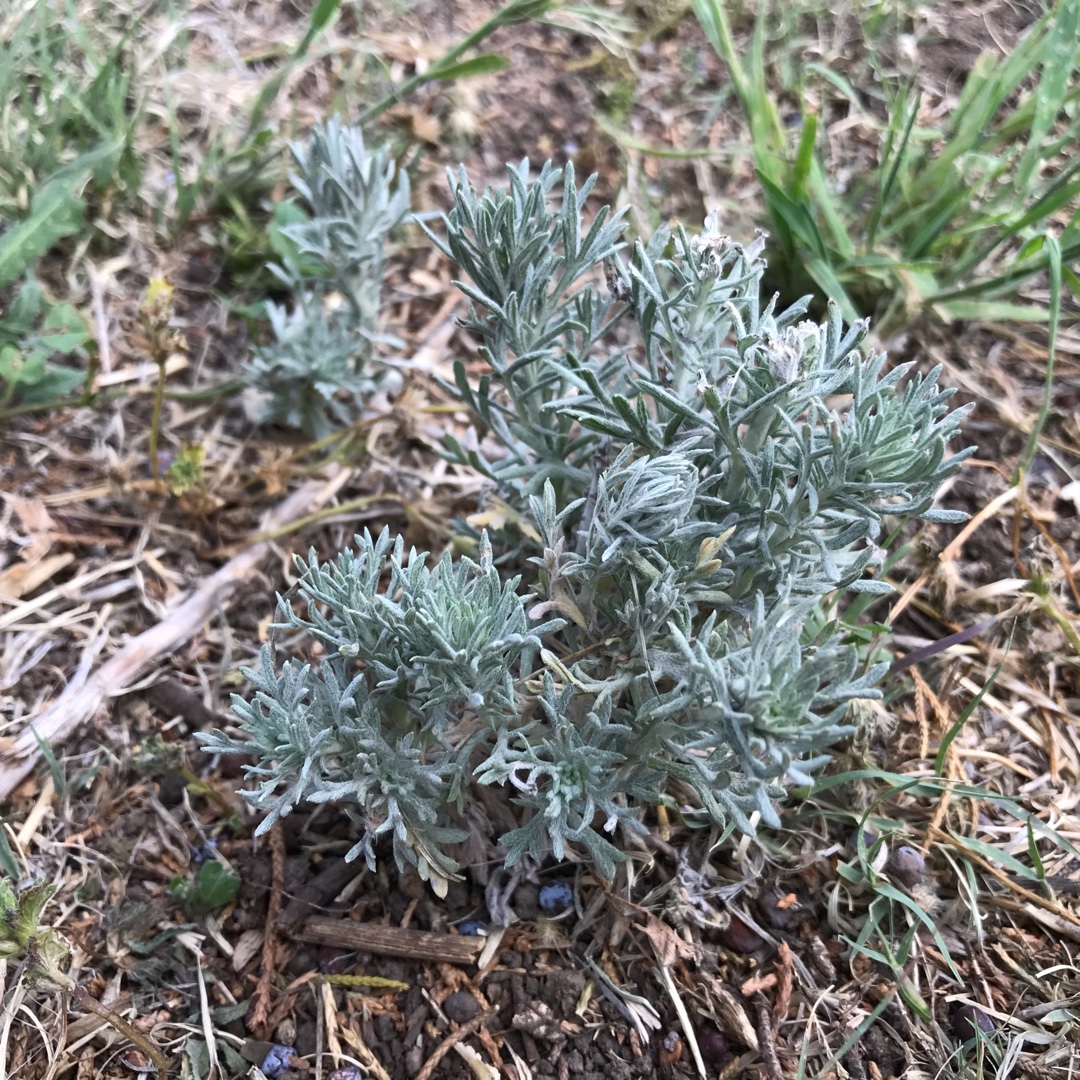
[443,990,481,1024]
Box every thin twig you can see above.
[414,1008,498,1080]
[70,985,169,1079]
[753,993,783,1080]
[249,822,287,1035]
[294,917,484,964]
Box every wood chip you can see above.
[275,857,367,928]
[703,976,759,1053]
[740,972,778,997]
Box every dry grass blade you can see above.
[0,469,351,799]
[339,1022,393,1080]
[655,960,707,1079]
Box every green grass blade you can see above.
[1018,233,1062,476]
[359,0,554,126]
[427,54,511,80]
[0,827,20,882]
[791,112,817,204]
[803,991,899,1080]
[929,226,1079,301]
[905,186,975,260]
[1016,0,1078,190]
[935,658,1007,776]
[804,62,863,108]
[243,0,343,139]
[1026,818,1047,881]
[951,164,1080,279]
[934,299,1054,323]
[691,0,749,102]
[1064,264,1080,298]
[874,881,963,981]
[747,2,784,170]
[947,831,1041,881]
[757,172,827,258]
[808,161,855,260]
[867,83,920,251]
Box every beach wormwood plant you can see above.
[243,118,409,438]
[204,161,971,896]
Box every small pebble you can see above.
[757,891,796,930]
[294,1020,317,1058]
[696,1025,729,1063]
[328,1069,364,1080]
[717,912,762,953]
[261,1045,298,1078]
[538,880,573,914]
[286,949,318,977]
[953,1003,995,1041]
[889,845,926,887]
[157,773,187,807]
[458,919,487,936]
[274,1019,297,1046]
[444,990,481,1024]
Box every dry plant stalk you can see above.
[294,917,484,964]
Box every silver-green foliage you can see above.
[244,118,409,438]
[205,532,560,894]
[209,162,970,893]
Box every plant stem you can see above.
[69,984,169,1079]
[1016,234,1062,480]
[0,379,245,425]
[148,357,167,482]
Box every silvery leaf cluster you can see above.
[244,119,409,438]
[215,161,970,888]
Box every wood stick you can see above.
[294,916,484,965]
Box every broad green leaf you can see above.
[0,184,84,289]
[12,881,56,947]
